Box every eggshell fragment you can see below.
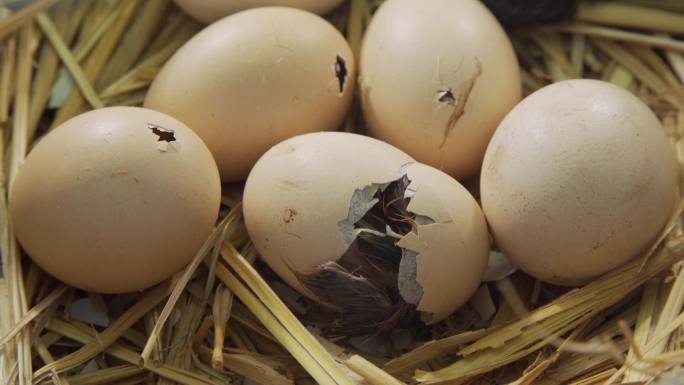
[481,79,678,285]
[173,0,345,23]
[10,107,221,293]
[359,0,521,179]
[145,7,355,181]
[482,251,518,282]
[396,163,490,321]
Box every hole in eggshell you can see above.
[334,54,348,94]
[435,87,456,106]
[291,173,434,336]
[147,123,176,142]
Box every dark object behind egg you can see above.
[482,0,576,27]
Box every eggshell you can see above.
[243,132,489,322]
[10,107,221,293]
[481,79,678,285]
[396,162,489,321]
[173,0,345,23]
[145,7,355,181]
[359,0,521,180]
[243,132,413,292]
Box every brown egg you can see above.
[243,132,489,328]
[145,7,355,181]
[481,79,678,285]
[173,0,345,23]
[10,107,221,293]
[359,0,521,180]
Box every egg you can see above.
[173,0,345,23]
[243,132,489,329]
[10,107,221,293]
[145,7,355,181]
[359,0,521,180]
[481,79,678,285]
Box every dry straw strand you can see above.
[72,7,120,63]
[33,337,71,385]
[549,23,684,53]
[0,284,67,348]
[591,38,683,109]
[346,0,366,59]
[210,259,348,385]
[383,329,487,375]
[576,1,684,35]
[211,284,233,369]
[0,0,58,41]
[221,243,356,385]
[0,37,16,123]
[623,279,660,382]
[65,365,143,385]
[46,318,218,385]
[52,0,139,127]
[7,21,36,385]
[346,355,406,385]
[34,12,104,110]
[197,345,293,385]
[139,215,232,366]
[27,0,86,140]
[414,235,684,384]
[97,0,171,89]
[34,282,171,381]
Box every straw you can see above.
[0,0,58,41]
[34,12,103,110]
[33,282,172,381]
[27,0,86,140]
[0,284,67,348]
[577,1,684,35]
[51,0,139,127]
[547,23,684,53]
[46,318,218,385]
[5,1,684,384]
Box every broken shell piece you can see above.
[482,250,518,282]
[68,298,110,327]
[395,163,490,322]
[244,132,489,333]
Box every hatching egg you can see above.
[359,0,521,180]
[145,7,355,181]
[10,107,221,293]
[173,0,345,23]
[243,132,489,328]
[481,79,678,285]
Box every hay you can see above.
[1,1,684,384]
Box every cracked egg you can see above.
[359,0,521,180]
[243,132,490,333]
[173,0,345,24]
[145,6,355,181]
[10,107,221,293]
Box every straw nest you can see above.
[2,1,684,384]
